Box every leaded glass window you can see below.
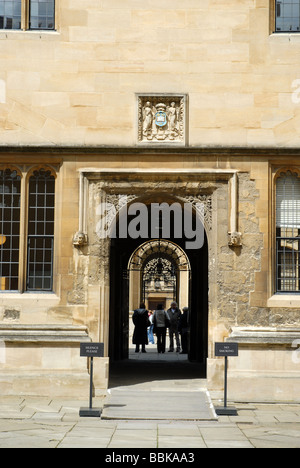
[0,0,55,30]
[26,168,55,291]
[276,171,300,292]
[0,0,21,30]
[0,169,21,291]
[29,0,55,30]
[275,0,300,32]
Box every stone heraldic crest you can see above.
[138,95,186,144]
[155,106,168,128]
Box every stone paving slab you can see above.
[0,397,300,448]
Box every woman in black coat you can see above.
[132,303,149,353]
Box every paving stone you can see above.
[205,440,254,448]
[199,427,247,440]
[158,436,206,448]
[0,385,300,448]
[58,437,111,448]
[158,424,202,436]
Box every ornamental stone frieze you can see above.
[137,94,187,145]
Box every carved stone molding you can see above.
[77,168,240,248]
[137,94,187,145]
[99,191,213,237]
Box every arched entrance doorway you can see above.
[109,196,209,376]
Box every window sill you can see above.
[0,30,60,40]
[267,294,300,308]
[0,291,59,302]
[269,33,300,43]
[228,326,300,345]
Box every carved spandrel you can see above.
[96,192,213,242]
[177,194,213,232]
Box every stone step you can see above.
[102,388,217,421]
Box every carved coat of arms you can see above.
[138,95,186,144]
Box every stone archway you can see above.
[107,194,209,369]
[77,168,238,389]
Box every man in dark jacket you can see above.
[132,303,149,353]
[178,306,189,354]
[167,301,181,352]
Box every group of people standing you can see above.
[132,301,189,355]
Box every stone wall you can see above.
[0,152,300,399]
[216,173,263,327]
[0,0,300,147]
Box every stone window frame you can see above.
[0,164,58,294]
[0,166,22,291]
[26,166,56,291]
[0,0,57,31]
[270,0,276,33]
[274,167,300,294]
[268,166,300,307]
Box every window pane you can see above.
[0,169,21,291]
[275,0,300,32]
[27,168,55,291]
[276,171,300,292]
[29,0,55,30]
[0,0,21,30]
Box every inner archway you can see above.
[127,239,191,356]
[128,239,190,312]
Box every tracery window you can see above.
[276,170,300,292]
[0,166,56,293]
[27,168,55,291]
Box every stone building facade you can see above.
[0,0,300,401]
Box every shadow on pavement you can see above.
[109,348,206,389]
